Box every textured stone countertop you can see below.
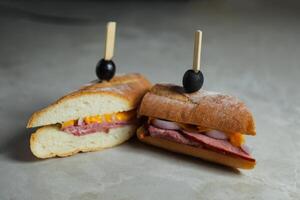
[0,1,299,199]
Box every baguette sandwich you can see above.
[137,84,256,169]
[27,73,151,158]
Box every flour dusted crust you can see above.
[30,124,137,159]
[137,126,255,169]
[138,84,255,135]
[27,73,151,128]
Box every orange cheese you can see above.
[62,110,136,127]
[116,110,136,121]
[229,132,245,147]
[104,114,112,123]
[61,120,75,128]
[84,115,102,124]
[116,112,127,121]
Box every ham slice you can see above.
[148,125,254,161]
[182,130,254,161]
[148,125,199,146]
[62,121,131,136]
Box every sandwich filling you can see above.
[60,110,136,136]
[142,118,254,161]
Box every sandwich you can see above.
[137,84,256,169]
[27,73,151,158]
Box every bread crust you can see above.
[137,126,255,169]
[138,84,255,135]
[27,73,151,128]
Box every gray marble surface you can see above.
[0,0,299,199]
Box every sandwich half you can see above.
[27,73,151,158]
[137,84,256,169]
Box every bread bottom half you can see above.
[137,126,255,169]
[30,124,136,158]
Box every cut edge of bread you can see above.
[30,124,137,159]
[137,126,255,169]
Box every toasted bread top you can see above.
[138,84,255,135]
[27,73,151,128]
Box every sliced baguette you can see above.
[137,126,255,169]
[27,73,151,128]
[31,124,137,158]
[138,84,255,135]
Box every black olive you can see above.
[182,69,204,93]
[96,59,116,81]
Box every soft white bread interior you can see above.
[137,126,255,169]
[27,73,151,128]
[30,124,137,158]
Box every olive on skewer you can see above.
[96,22,117,81]
[183,30,204,93]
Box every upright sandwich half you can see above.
[27,73,151,158]
[137,84,256,169]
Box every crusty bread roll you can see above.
[139,84,255,135]
[137,126,255,169]
[28,73,151,128]
[27,73,151,158]
[137,84,256,169]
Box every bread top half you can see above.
[27,73,151,128]
[138,84,256,135]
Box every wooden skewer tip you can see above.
[192,30,202,72]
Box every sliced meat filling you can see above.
[61,110,137,136]
[62,121,133,136]
[147,125,254,161]
[148,125,200,146]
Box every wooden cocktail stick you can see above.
[192,30,202,73]
[104,22,117,61]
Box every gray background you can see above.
[0,0,299,199]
